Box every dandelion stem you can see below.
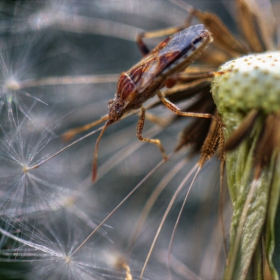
[167,165,202,280]
[140,163,200,279]
[127,157,187,251]
[17,74,120,89]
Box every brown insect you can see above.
[63,24,214,181]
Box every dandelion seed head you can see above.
[64,255,72,264]
[99,249,121,268]
[4,0,70,33]
[0,36,51,121]
[212,51,280,114]
[28,10,58,31]
[4,77,20,91]
[22,164,28,173]
[0,116,86,222]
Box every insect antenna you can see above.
[25,126,103,171]
[24,114,111,174]
[92,119,114,182]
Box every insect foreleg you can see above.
[62,114,109,142]
[136,107,168,161]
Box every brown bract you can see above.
[168,1,279,279]
[170,0,279,173]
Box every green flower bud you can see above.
[211,52,280,115]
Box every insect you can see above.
[63,24,214,181]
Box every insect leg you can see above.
[157,91,213,120]
[136,107,168,161]
[165,71,216,89]
[138,110,169,127]
[62,114,109,142]
[171,0,248,56]
[136,15,193,56]
[165,68,231,89]
[165,70,219,88]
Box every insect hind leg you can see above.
[137,107,168,161]
[157,91,213,120]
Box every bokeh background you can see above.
[0,1,236,279]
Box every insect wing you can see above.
[137,24,210,92]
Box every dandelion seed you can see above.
[0,210,129,280]
[0,116,81,221]
[0,38,49,123]
[5,0,280,279]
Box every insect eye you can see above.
[114,102,124,117]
